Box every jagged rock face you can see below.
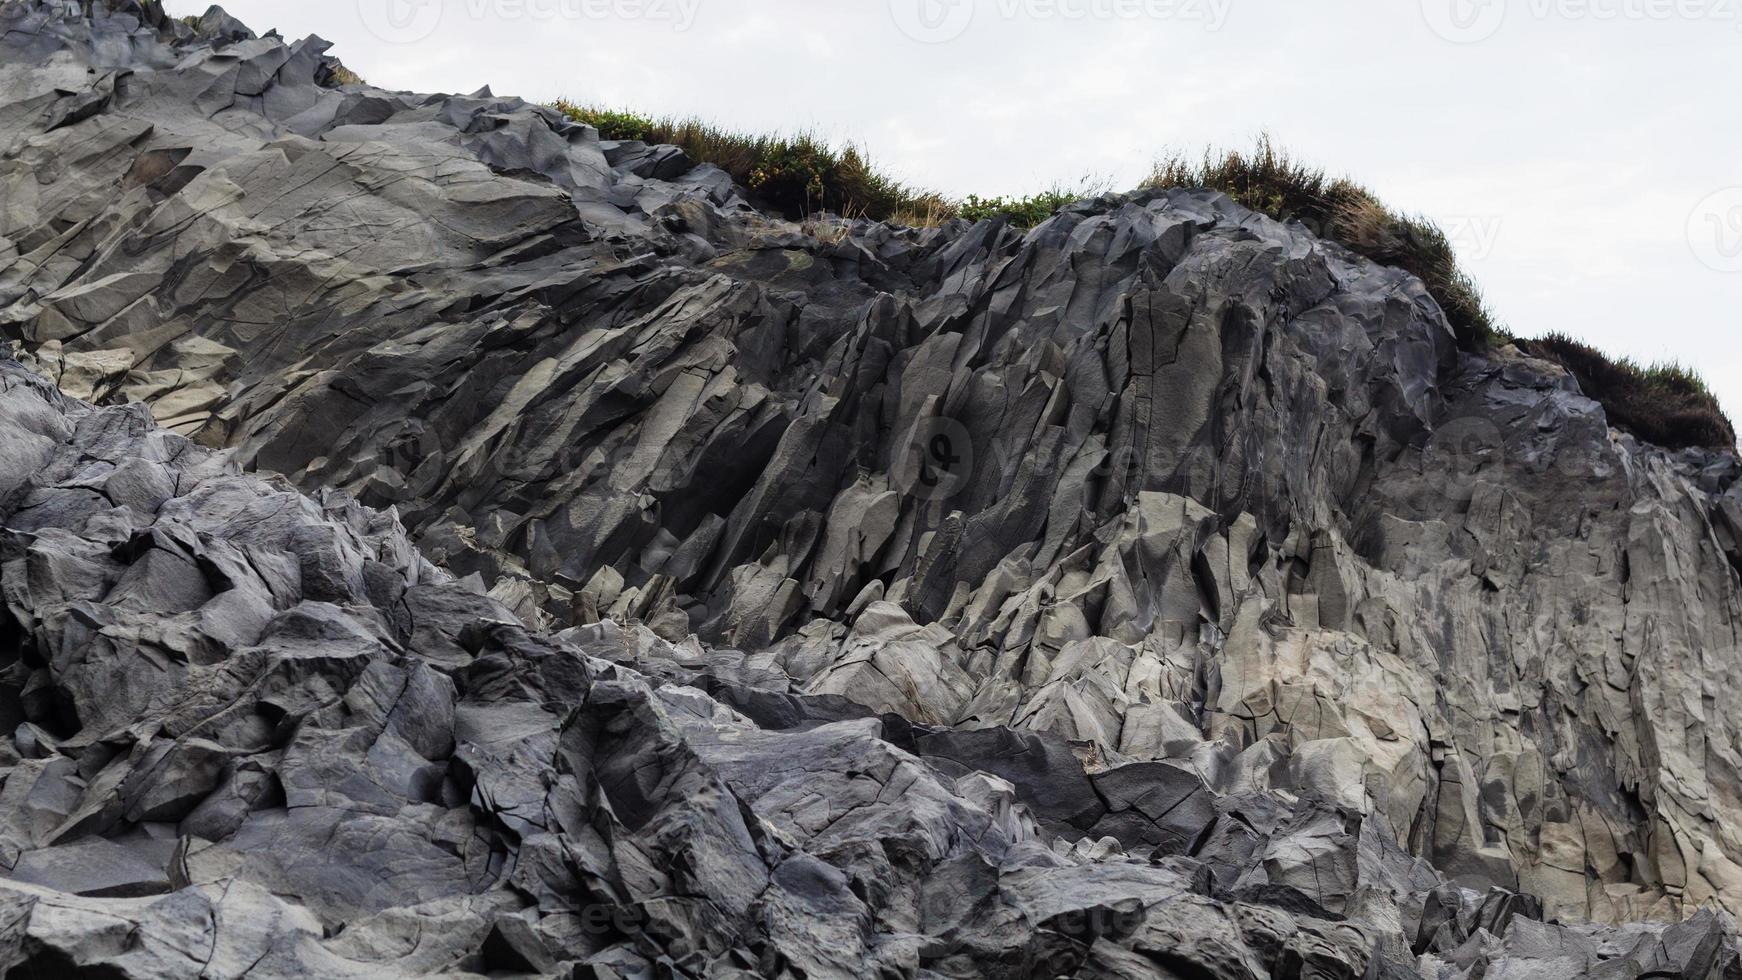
[0,334,1733,980]
[5,1,1742,977]
[0,359,1394,976]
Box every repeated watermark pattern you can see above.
[576,903,645,935]
[359,0,702,44]
[1423,0,1742,42]
[1421,0,1507,41]
[1689,188,1742,273]
[892,417,977,501]
[885,409,1530,513]
[1419,415,1506,507]
[1443,215,1505,261]
[890,0,1232,44]
[1249,210,1505,263]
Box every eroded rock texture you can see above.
[4,1,1742,977]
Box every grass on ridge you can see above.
[1514,333,1734,450]
[1143,137,1732,450]
[545,111,1733,451]
[549,100,1085,229]
[1145,135,1500,351]
[550,100,946,222]
[959,187,1094,227]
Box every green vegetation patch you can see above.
[958,189,1085,227]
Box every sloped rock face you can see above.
[0,359,1393,976]
[0,336,1734,980]
[5,1,1742,977]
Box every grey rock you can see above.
[1089,762,1215,856]
[10,837,171,898]
[1,2,1742,978]
[917,725,1106,834]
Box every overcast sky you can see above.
[174,0,1742,427]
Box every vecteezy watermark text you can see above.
[1246,209,1504,263]
[1525,0,1742,20]
[1445,214,1504,260]
[360,0,702,44]
[891,0,1232,44]
[1423,0,1742,43]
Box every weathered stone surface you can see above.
[3,1,1742,977]
[0,353,1439,977]
[10,837,171,898]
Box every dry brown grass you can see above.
[540,117,1728,449]
[548,101,1092,229]
[1515,333,1733,450]
[549,100,945,222]
[1147,135,1500,350]
[323,64,366,87]
[888,196,959,229]
[1148,137,1733,449]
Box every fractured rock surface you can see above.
[4,1,1742,976]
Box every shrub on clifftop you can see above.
[546,110,1732,451]
[1516,333,1734,450]
[549,100,952,222]
[1146,135,1499,352]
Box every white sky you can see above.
[173,0,1742,425]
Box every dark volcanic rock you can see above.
[1089,761,1215,855]
[0,353,1455,976]
[2,1,1742,977]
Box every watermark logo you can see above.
[360,0,444,43]
[890,0,976,41]
[368,423,449,503]
[1421,0,1507,41]
[1267,211,1502,264]
[1442,214,1505,260]
[892,417,975,501]
[1689,188,1742,273]
[360,0,702,44]
[891,0,1232,43]
[578,902,644,935]
[1423,415,1505,505]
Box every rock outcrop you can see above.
[4,1,1742,977]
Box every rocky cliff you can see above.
[3,1,1742,977]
